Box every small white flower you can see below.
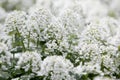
[38,55,74,80]
[16,51,42,73]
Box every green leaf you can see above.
[8,30,16,36]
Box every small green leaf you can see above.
[8,30,16,35]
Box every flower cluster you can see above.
[0,0,120,80]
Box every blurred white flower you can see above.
[0,7,7,23]
[36,0,75,16]
[94,76,114,80]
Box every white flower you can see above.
[0,42,8,53]
[77,22,119,75]
[0,47,13,70]
[80,24,110,43]
[0,0,120,79]
[60,9,85,34]
[92,17,120,36]
[0,0,35,11]
[27,8,53,41]
[16,51,42,73]
[5,11,27,36]
[11,78,20,80]
[0,24,10,44]
[36,0,75,16]
[78,0,108,18]
[38,55,74,80]
[109,0,120,16]
[73,62,85,75]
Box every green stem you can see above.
[37,34,39,49]
[15,27,26,52]
[28,31,30,49]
